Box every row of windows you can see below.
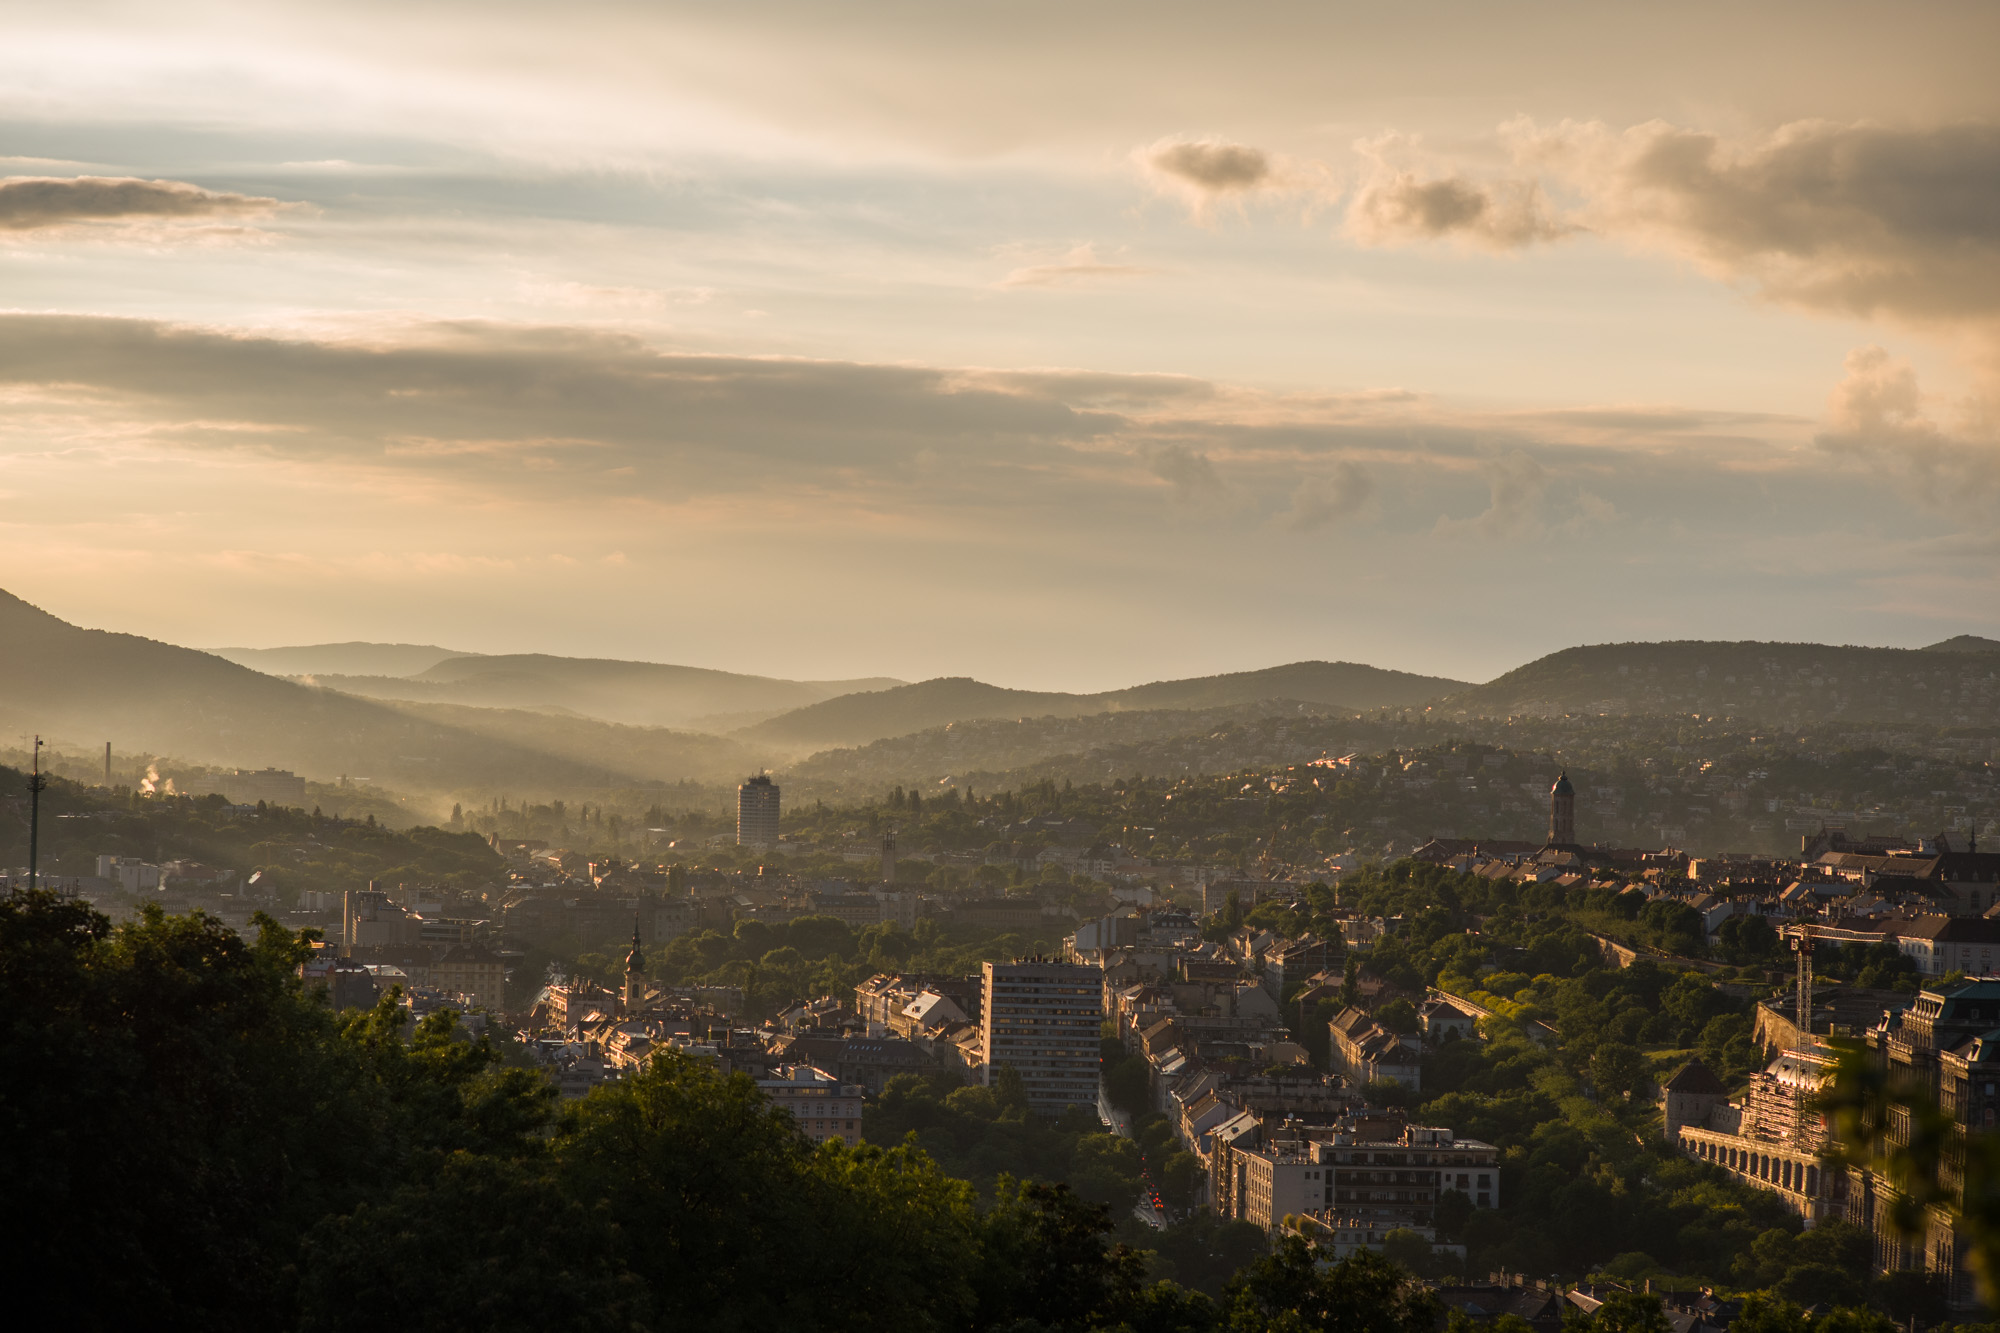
[989,989,1099,997]
[1328,1152,1495,1166]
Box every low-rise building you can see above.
[755,1064,865,1146]
[300,951,378,1012]
[772,1034,935,1094]
[1329,1006,1422,1091]
[1418,993,1481,1044]
[1884,915,2000,977]
[1264,935,1342,1002]
[1322,1124,1500,1217]
[430,942,507,1011]
[1223,1123,1500,1233]
[1229,1143,1327,1232]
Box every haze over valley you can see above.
[7,6,2000,1328]
[7,586,1994,859]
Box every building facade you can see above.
[754,1064,865,1146]
[213,767,308,808]
[1852,977,2000,1306]
[1323,1125,1500,1217]
[1329,1007,1423,1090]
[430,943,507,1011]
[1223,1124,1500,1236]
[981,959,1104,1115]
[737,775,781,849]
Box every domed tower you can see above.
[621,915,645,1016]
[1548,769,1576,846]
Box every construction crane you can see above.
[1786,922,1818,1034]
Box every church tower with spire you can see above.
[621,915,645,1016]
[1547,770,1577,847]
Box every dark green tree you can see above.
[1223,1238,1439,1333]
[975,1179,1147,1331]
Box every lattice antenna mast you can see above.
[26,736,47,891]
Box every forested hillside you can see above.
[1441,640,2000,728]
[741,660,1463,753]
[307,653,902,730]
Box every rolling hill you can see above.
[1435,639,2000,727]
[787,698,1353,794]
[1926,635,2000,655]
[298,653,903,730]
[0,590,766,804]
[740,660,1465,753]
[211,641,480,677]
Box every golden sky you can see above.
[3,1,1996,687]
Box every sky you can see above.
[3,0,1997,690]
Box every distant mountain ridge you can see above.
[0,591,764,802]
[1925,635,2000,654]
[1438,639,2000,727]
[308,653,904,729]
[15,592,1999,807]
[740,661,1466,753]
[212,642,481,677]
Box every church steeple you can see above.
[1548,769,1576,846]
[621,915,645,1015]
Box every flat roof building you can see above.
[981,959,1103,1116]
[754,1064,865,1146]
[738,775,780,849]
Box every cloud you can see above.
[1347,172,1571,250]
[0,175,282,232]
[8,310,1994,681]
[1144,138,1271,193]
[1345,135,1571,250]
[1147,443,1225,500]
[525,281,716,310]
[1280,460,1374,531]
[1815,344,1999,515]
[0,312,1883,550]
[1435,450,1550,538]
[1137,135,1319,221]
[996,243,1155,288]
[1518,118,2000,332]
[1337,116,2000,351]
[0,314,1136,508]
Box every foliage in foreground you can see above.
[0,890,1435,1333]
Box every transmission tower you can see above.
[26,736,47,891]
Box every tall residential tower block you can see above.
[980,958,1103,1116]
[737,775,780,849]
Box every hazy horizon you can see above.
[6,2,1999,693]
[186,628,1992,696]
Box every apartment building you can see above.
[430,943,507,1011]
[1328,1006,1423,1090]
[1224,1124,1499,1234]
[737,775,781,849]
[981,958,1104,1115]
[754,1064,865,1146]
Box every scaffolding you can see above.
[1742,1046,1832,1153]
